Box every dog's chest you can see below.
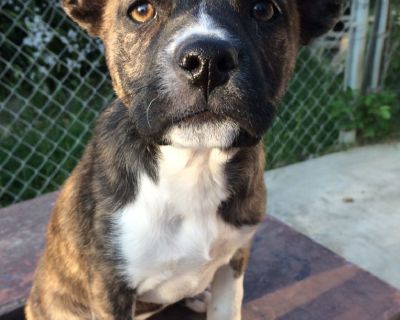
[114,147,253,304]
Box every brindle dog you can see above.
[26,1,342,319]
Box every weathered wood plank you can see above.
[1,195,400,319]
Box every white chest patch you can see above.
[114,147,255,305]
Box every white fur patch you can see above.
[166,120,239,149]
[166,4,232,54]
[114,147,255,308]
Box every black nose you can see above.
[177,39,239,98]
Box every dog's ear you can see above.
[297,0,343,45]
[61,0,106,36]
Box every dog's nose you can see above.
[177,39,239,97]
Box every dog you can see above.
[25,0,342,319]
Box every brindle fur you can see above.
[26,0,342,319]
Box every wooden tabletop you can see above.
[1,193,400,320]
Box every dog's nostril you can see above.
[217,56,236,73]
[181,55,202,72]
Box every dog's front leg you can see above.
[207,248,249,320]
[90,272,137,320]
[90,289,137,320]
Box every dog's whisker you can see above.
[146,95,160,129]
[131,79,159,93]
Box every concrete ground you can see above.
[265,142,400,290]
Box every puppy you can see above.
[26,1,342,319]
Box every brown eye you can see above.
[129,2,156,24]
[252,1,279,22]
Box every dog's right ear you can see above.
[61,0,106,36]
[297,0,343,45]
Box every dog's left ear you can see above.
[297,0,343,45]
[61,0,106,36]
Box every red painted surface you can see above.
[1,194,400,319]
[0,193,58,316]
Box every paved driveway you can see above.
[266,142,400,289]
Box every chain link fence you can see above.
[0,0,398,207]
[1,0,114,207]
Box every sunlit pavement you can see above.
[266,142,400,290]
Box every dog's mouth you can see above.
[173,110,226,126]
[160,108,261,148]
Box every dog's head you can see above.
[63,0,342,148]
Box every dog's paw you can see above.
[184,289,212,314]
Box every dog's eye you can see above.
[129,1,156,24]
[252,1,281,22]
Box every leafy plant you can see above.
[329,89,398,140]
[328,89,357,131]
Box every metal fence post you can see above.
[341,0,370,144]
[370,0,390,90]
[345,0,371,90]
